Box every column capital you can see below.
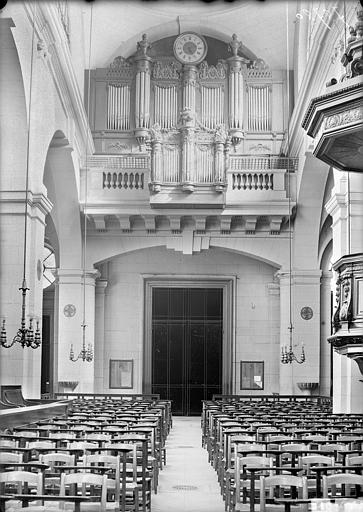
[275,269,322,284]
[267,282,280,295]
[54,269,100,286]
[95,279,108,293]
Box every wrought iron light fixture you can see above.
[70,323,93,362]
[69,3,94,363]
[281,2,305,365]
[0,4,41,350]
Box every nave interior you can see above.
[1,394,363,511]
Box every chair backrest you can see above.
[59,472,108,506]
[0,451,23,463]
[235,455,274,501]
[260,474,308,512]
[49,432,76,441]
[322,473,363,498]
[298,455,334,475]
[0,470,43,494]
[281,443,309,452]
[347,455,363,466]
[84,453,120,501]
[27,440,56,450]
[16,431,39,438]
[85,433,111,441]
[0,439,18,448]
[40,452,75,468]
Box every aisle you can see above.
[152,416,226,512]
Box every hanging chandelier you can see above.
[69,3,93,363]
[280,1,305,366]
[70,323,93,362]
[0,4,41,350]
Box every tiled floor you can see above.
[152,416,226,512]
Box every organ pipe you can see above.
[248,85,271,131]
[154,85,178,129]
[107,84,130,130]
[200,86,224,129]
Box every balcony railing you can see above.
[230,155,298,172]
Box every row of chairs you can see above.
[202,398,363,512]
[0,397,172,512]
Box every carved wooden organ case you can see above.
[87,34,286,193]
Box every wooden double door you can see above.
[151,287,223,415]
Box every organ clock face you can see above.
[173,33,207,64]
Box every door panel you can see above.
[152,288,223,415]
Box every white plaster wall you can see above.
[101,246,280,394]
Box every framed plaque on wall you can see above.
[240,361,264,390]
[109,359,133,389]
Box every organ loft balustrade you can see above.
[83,33,296,228]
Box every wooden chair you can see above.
[322,473,363,498]
[260,474,308,512]
[0,470,43,510]
[298,454,334,498]
[39,452,75,492]
[229,455,274,512]
[84,453,139,512]
[16,472,116,512]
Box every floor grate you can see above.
[172,485,198,491]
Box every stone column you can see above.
[0,191,52,398]
[54,268,100,394]
[277,270,321,395]
[277,272,293,394]
[94,279,107,393]
[267,282,281,393]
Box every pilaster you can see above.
[94,279,108,393]
[0,190,52,398]
[54,268,100,393]
[276,269,322,395]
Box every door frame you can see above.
[143,275,236,395]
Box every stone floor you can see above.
[151,416,226,512]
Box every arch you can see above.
[43,130,82,269]
[90,238,283,271]
[294,153,331,269]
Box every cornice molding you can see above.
[23,3,94,158]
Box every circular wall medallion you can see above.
[63,304,76,317]
[300,306,313,320]
[173,32,207,64]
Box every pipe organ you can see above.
[89,33,286,193]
